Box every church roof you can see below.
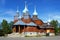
[39,23,54,28]
[26,22,37,26]
[14,20,26,25]
[14,20,37,26]
[33,19,43,25]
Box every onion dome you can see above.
[32,6,38,20]
[16,6,19,17]
[23,1,28,13]
[32,6,43,25]
[33,6,38,15]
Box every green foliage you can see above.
[58,27,60,33]
[9,21,14,29]
[50,20,58,27]
[1,19,12,34]
[50,20,58,35]
[0,29,5,36]
[46,33,49,36]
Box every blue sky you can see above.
[0,0,60,23]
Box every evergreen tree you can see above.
[58,27,60,33]
[1,19,12,34]
[50,20,58,35]
[0,29,5,36]
[9,21,14,29]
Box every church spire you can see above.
[16,6,19,17]
[23,1,28,13]
[32,6,38,20]
[16,6,19,12]
[33,6,38,15]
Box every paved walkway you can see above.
[0,36,60,40]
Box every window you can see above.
[30,33,32,35]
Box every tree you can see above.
[58,27,60,33]
[8,21,14,33]
[0,29,5,36]
[1,19,12,34]
[50,20,58,35]
[9,21,14,29]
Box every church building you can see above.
[12,2,55,37]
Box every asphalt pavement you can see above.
[0,36,60,40]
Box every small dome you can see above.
[23,6,28,13]
[33,10,38,15]
[16,6,19,13]
[33,6,38,15]
[16,9,19,13]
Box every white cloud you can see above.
[0,17,14,23]
[53,15,60,19]
[4,10,16,16]
[0,9,16,17]
[0,9,16,22]
[48,13,60,23]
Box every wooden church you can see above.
[12,2,55,37]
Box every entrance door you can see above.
[16,25,19,32]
